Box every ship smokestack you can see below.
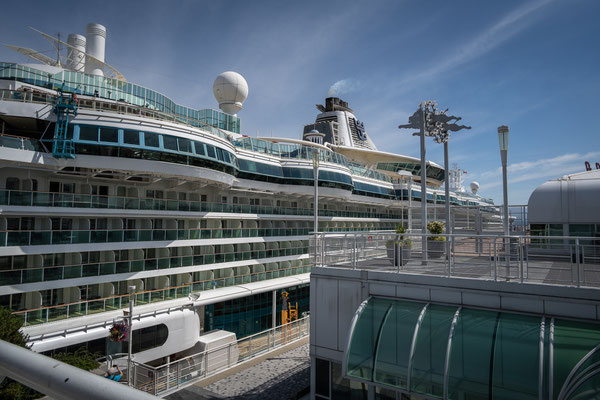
[66,34,86,72]
[84,23,106,76]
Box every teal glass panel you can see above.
[347,298,392,381]
[491,313,540,399]
[373,300,425,389]
[410,304,456,397]
[447,308,498,400]
[553,319,600,399]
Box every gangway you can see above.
[52,89,77,159]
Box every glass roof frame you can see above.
[342,297,600,400]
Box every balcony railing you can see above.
[0,245,309,286]
[0,227,312,247]
[312,231,600,288]
[0,189,403,219]
[12,264,311,326]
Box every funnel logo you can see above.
[354,119,367,141]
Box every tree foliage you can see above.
[0,307,100,399]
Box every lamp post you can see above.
[312,149,319,264]
[418,107,428,265]
[127,285,136,386]
[397,170,413,232]
[497,125,509,236]
[497,125,510,276]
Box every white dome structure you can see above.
[213,71,248,115]
[470,181,480,195]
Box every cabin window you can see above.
[163,135,178,151]
[99,127,118,143]
[144,132,159,148]
[123,130,140,145]
[5,177,19,190]
[79,125,98,141]
[193,142,205,156]
[177,138,192,153]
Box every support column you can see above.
[272,290,276,328]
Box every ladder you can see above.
[52,89,77,159]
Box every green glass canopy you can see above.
[344,297,600,399]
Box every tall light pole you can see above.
[497,125,510,275]
[418,107,428,265]
[127,285,136,386]
[397,170,413,232]
[312,148,319,264]
[497,125,510,236]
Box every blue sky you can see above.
[1,0,599,205]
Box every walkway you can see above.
[166,341,309,400]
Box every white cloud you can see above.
[477,151,600,190]
[393,0,558,89]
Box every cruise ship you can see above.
[0,23,499,367]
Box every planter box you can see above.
[387,245,412,266]
[427,240,445,259]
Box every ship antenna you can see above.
[56,32,61,67]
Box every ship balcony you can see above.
[10,260,312,326]
[0,189,403,220]
[0,226,314,248]
[0,242,309,286]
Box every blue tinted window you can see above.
[206,145,216,159]
[163,135,178,151]
[79,125,98,141]
[144,132,159,147]
[99,127,118,143]
[194,142,205,156]
[123,130,140,145]
[177,138,192,153]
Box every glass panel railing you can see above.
[11,263,308,326]
[0,189,403,219]
[0,246,310,286]
[0,228,314,247]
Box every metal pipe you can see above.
[0,340,157,400]
[444,141,451,276]
[127,285,136,386]
[420,107,428,265]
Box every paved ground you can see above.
[166,343,310,400]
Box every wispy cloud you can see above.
[394,0,558,88]
[477,151,600,190]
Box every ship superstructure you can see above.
[0,23,498,367]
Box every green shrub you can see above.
[427,221,446,241]
[387,224,412,247]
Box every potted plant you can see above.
[427,221,446,259]
[386,225,412,266]
[109,320,129,342]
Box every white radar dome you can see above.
[470,181,480,195]
[213,71,248,115]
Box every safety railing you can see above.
[0,88,231,141]
[0,227,312,247]
[0,245,309,286]
[131,316,310,396]
[312,231,600,288]
[0,188,402,219]
[12,264,311,326]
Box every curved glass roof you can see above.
[344,297,600,399]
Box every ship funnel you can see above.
[84,23,106,76]
[66,34,86,72]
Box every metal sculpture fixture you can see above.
[398,100,471,143]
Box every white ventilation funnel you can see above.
[66,34,86,72]
[84,23,106,76]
